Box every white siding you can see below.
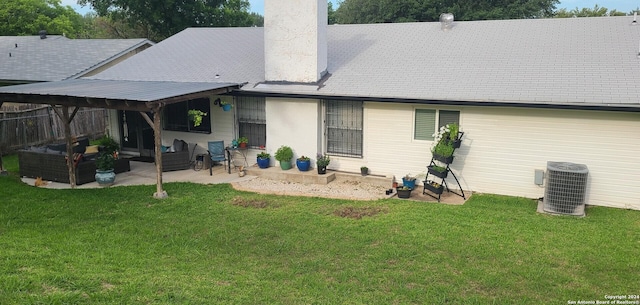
[266,97,320,164]
[361,103,640,210]
[460,107,640,210]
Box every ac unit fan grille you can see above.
[543,162,588,216]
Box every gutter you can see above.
[230,90,640,113]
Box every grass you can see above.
[1,154,639,304]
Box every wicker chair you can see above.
[161,139,191,172]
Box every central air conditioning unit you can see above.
[543,161,588,216]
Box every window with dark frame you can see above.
[236,96,266,148]
[414,109,460,141]
[163,98,211,133]
[325,99,363,157]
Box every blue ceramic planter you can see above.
[296,159,310,171]
[95,169,116,187]
[257,157,269,169]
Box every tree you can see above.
[328,1,338,25]
[76,13,156,39]
[0,0,84,37]
[78,0,256,41]
[249,12,264,27]
[555,5,626,18]
[335,0,559,24]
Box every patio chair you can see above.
[207,141,227,176]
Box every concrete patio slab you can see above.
[20,161,471,205]
[21,161,254,189]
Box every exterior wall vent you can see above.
[440,13,454,31]
[543,161,588,216]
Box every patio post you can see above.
[141,108,167,199]
[52,106,80,188]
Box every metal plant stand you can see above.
[423,132,466,202]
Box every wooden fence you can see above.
[0,106,107,152]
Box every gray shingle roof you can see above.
[93,27,265,84]
[0,36,153,82]
[0,79,239,103]
[92,17,640,108]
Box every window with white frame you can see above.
[414,109,460,141]
[325,99,363,157]
[236,96,266,148]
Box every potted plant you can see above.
[431,140,454,164]
[274,145,293,170]
[94,135,120,186]
[296,155,311,171]
[256,151,270,169]
[220,101,232,112]
[316,153,330,174]
[188,109,207,127]
[431,124,460,163]
[402,174,417,189]
[424,180,444,194]
[95,135,119,156]
[360,166,368,176]
[427,165,448,178]
[238,136,249,148]
[447,123,461,148]
[95,152,116,186]
[396,185,413,199]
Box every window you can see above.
[237,96,266,148]
[414,109,460,141]
[163,98,211,133]
[325,100,363,157]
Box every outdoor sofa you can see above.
[18,139,130,185]
[160,139,191,172]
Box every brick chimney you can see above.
[264,0,328,83]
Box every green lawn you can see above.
[1,154,638,304]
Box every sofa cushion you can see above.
[47,143,66,152]
[29,146,47,153]
[172,139,184,152]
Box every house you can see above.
[1,0,639,209]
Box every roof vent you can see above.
[39,30,47,39]
[440,13,454,31]
[632,12,637,25]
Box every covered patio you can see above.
[0,79,240,198]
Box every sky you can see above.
[63,0,640,16]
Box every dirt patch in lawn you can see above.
[333,206,388,219]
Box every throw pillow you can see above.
[85,145,99,154]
